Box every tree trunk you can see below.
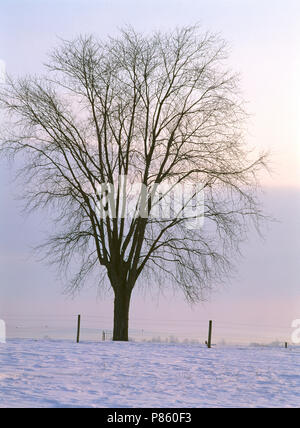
[113,287,132,341]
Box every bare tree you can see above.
[0,26,267,341]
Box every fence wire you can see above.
[1,313,296,347]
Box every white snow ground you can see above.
[0,339,299,408]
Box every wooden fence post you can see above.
[76,314,81,343]
[207,320,212,348]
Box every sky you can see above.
[0,0,300,344]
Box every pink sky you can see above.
[0,0,300,344]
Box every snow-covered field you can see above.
[0,339,299,408]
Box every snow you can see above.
[0,339,300,408]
